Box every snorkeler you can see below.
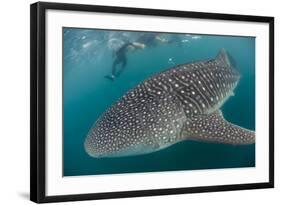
[105,33,169,81]
[105,42,143,81]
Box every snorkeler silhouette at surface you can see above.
[105,42,136,81]
[137,33,169,46]
[105,33,169,81]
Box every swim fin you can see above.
[104,75,115,81]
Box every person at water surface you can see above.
[105,42,136,81]
[105,33,169,81]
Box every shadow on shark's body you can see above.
[85,49,255,158]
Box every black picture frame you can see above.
[30,1,274,203]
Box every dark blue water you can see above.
[63,28,255,176]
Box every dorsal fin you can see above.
[215,49,231,67]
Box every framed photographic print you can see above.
[30,1,274,203]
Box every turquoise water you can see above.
[63,28,255,176]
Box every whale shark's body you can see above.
[85,49,255,158]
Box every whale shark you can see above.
[84,49,255,158]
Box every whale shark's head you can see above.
[84,130,106,158]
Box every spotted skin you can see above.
[85,49,255,158]
[182,110,255,144]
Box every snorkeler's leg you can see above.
[104,59,120,81]
[112,59,120,76]
[115,56,127,77]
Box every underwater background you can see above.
[63,28,255,176]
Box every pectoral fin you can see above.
[181,110,255,145]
